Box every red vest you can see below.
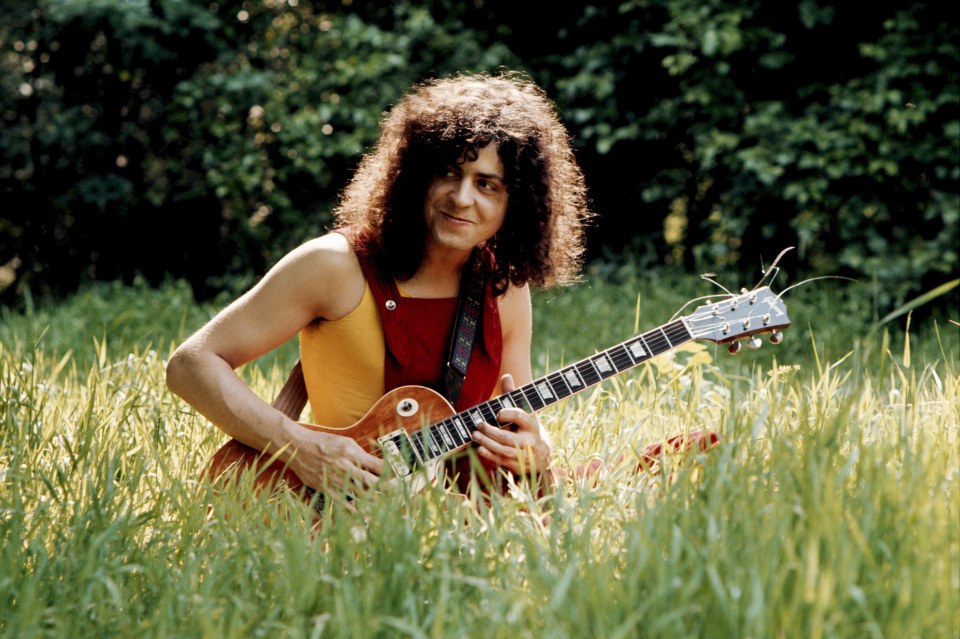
[358,258,503,411]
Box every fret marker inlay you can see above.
[593,355,612,373]
[537,382,555,399]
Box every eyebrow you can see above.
[446,164,505,183]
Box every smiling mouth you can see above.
[441,212,472,224]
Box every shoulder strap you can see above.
[443,271,484,406]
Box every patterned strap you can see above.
[443,273,484,406]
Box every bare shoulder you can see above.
[497,283,532,338]
[269,232,366,321]
[288,232,358,272]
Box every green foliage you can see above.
[1,0,231,297]
[162,2,519,293]
[1,0,520,302]
[545,1,958,309]
[1,0,957,313]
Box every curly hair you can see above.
[334,71,592,294]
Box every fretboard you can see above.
[407,318,693,465]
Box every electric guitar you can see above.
[206,286,790,500]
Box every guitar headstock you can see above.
[684,287,790,350]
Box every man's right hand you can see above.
[283,427,384,497]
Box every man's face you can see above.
[422,143,508,259]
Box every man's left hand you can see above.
[471,373,552,475]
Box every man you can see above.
[166,72,592,500]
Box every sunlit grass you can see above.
[1,274,958,638]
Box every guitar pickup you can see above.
[378,430,421,478]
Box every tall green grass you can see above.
[1,273,957,638]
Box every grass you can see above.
[1,270,958,638]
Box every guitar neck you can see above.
[408,318,693,465]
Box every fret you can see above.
[610,344,633,372]
[626,338,648,363]
[546,372,573,399]
[411,430,428,462]
[436,423,455,449]
[667,320,692,343]
[637,334,654,357]
[452,416,470,441]
[590,353,616,378]
[403,436,422,470]
[510,388,534,412]
[420,428,441,458]
[478,402,499,425]
[416,429,439,461]
[658,325,674,349]
[468,409,484,428]
[562,366,584,390]
[444,419,466,447]
[575,360,602,386]
[535,380,556,404]
[452,418,470,446]
[518,385,544,410]
[642,329,669,355]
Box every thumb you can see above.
[500,373,516,393]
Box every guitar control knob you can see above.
[769,330,784,345]
[396,398,419,417]
[728,341,742,355]
[747,336,763,350]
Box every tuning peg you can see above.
[747,336,763,350]
[769,330,784,345]
[728,341,742,355]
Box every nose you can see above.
[451,178,474,208]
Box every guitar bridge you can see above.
[378,429,422,478]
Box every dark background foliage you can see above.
[2,0,957,313]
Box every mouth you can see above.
[441,212,472,225]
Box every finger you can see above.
[473,427,525,459]
[320,460,366,492]
[500,373,516,392]
[340,441,383,476]
[494,408,539,433]
[477,442,535,475]
[476,445,511,469]
[351,467,381,490]
[359,452,384,476]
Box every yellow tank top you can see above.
[299,282,385,427]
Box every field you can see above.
[1,270,958,638]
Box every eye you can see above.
[477,177,505,193]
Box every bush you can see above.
[2,0,956,313]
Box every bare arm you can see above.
[470,284,553,474]
[166,233,383,492]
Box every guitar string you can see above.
[364,307,776,465]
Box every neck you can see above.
[404,247,472,298]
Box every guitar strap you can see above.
[270,359,308,420]
[442,269,484,407]
[269,271,484,419]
